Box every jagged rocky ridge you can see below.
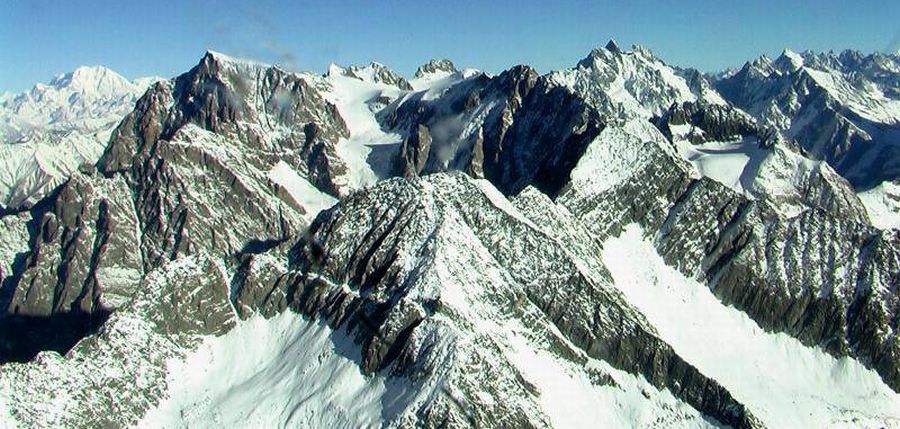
[1,43,899,428]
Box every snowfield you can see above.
[267,160,337,223]
[674,137,767,194]
[139,311,399,429]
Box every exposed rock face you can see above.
[546,43,726,120]
[343,62,414,90]
[234,173,761,428]
[384,65,603,196]
[654,101,759,144]
[398,124,433,176]
[414,59,458,78]
[653,100,871,223]
[99,51,349,195]
[555,120,900,392]
[1,254,237,428]
[2,51,345,363]
[93,51,349,271]
[0,174,139,362]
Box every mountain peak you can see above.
[773,48,804,72]
[414,59,457,78]
[631,44,655,58]
[45,65,135,97]
[342,62,413,90]
[201,50,266,70]
[326,62,345,77]
[605,39,622,53]
[204,49,236,62]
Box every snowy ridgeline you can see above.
[133,222,900,429]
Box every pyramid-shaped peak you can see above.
[201,50,267,70]
[774,48,805,72]
[326,63,346,77]
[605,39,622,53]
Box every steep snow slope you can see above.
[0,66,160,210]
[267,160,337,223]
[673,137,765,194]
[139,312,399,428]
[314,60,482,192]
[0,253,237,428]
[2,46,900,429]
[559,116,900,396]
[315,64,407,190]
[604,224,900,428]
[657,100,869,221]
[141,305,716,429]
[713,49,900,189]
[4,173,736,429]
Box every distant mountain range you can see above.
[1,42,899,428]
[0,66,161,211]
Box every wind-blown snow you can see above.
[602,224,900,428]
[139,311,397,429]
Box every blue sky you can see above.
[2,0,899,92]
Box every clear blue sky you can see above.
[2,0,899,92]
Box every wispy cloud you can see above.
[887,28,900,53]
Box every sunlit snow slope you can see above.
[603,224,900,429]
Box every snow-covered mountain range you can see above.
[1,43,899,428]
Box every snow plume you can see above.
[429,114,468,168]
[887,28,900,54]
[201,6,301,72]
